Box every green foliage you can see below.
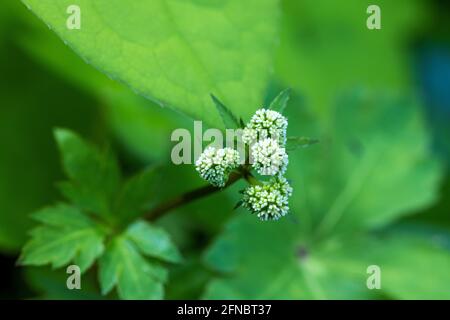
[275,0,430,116]
[20,129,181,299]
[19,204,105,272]
[114,168,161,224]
[269,88,291,114]
[22,0,279,127]
[204,92,445,299]
[0,5,103,250]
[286,136,319,151]
[99,234,166,300]
[1,0,448,301]
[205,217,450,299]
[55,129,121,219]
[211,94,240,130]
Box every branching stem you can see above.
[144,171,245,221]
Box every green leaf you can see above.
[204,215,450,299]
[286,136,319,151]
[98,235,167,300]
[22,0,279,127]
[114,167,160,223]
[54,128,121,218]
[126,220,182,264]
[18,16,193,163]
[269,88,290,113]
[19,204,106,272]
[290,92,443,237]
[211,94,240,129]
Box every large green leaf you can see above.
[204,216,450,299]
[19,204,106,272]
[288,92,443,237]
[18,15,192,162]
[22,0,279,127]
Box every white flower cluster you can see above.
[195,106,293,221]
[241,108,292,220]
[251,138,288,176]
[195,147,240,187]
[242,109,289,177]
[242,109,288,145]
[242,177,293,221]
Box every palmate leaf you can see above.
[54,129,121,219]
[99,221,181,300]
[204,92,445,299]
[19,204,106,272]
[20,129,181,299]
[22,0,279,127]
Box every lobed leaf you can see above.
[54,128,121,219]
[19,204,105,272]
[99,236,167,300]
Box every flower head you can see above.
[242,109,288,145]
[251,138,288,176]
[242,177,293,221]
[195,147,240,187]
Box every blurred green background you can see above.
[0,0,449,299]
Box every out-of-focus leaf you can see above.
[19,204,105,272]
[316,230,450,299]
[126,220,182,264]
[269,88,291,114]
[22,0,279,127]
[286,136,319,151]
[276,0,431,116]
[98,235,167,300]
[54,129,121,219]
[204,215,450,299]
[24,267,104,300]
[114,167,160,223]
[211,94,240,129]
[291,92,443,237]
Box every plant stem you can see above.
[144,171,244,221]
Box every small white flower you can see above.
[242,109,288,145]
[195,147,240,187]
[251,138,288,176]
[242,177,293,221]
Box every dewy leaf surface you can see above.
[22,0,279,127]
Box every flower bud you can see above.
[251,138,288,176]
[195,147,240,187]
[242,177,293,221]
